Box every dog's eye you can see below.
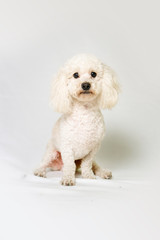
[73,72,79,79]
[91,72,97,78]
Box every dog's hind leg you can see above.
[92,161,112,179]
[49,151,63,171]
[34,139,63,177]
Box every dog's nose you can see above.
[81,82,91,91]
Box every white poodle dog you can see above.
[34,54,120,186]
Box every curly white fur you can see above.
[34,54,120,186]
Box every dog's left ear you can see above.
[99,64,120,109]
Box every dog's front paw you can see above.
[61,176,76,186]
[34,168,46,178]
[95,169,112,179]
[82,171,96,179]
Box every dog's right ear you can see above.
[50,68,72,113]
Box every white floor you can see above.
[1,162,159,240]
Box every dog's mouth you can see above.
[75,90,96,101]
[80,91,93,95]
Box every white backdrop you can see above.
[0,1,160,240]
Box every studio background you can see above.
[0,1,160,240]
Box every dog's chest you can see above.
[63,109,105,158]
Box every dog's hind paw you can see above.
[95,169,112,179]
[34,168,46,178]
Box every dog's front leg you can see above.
[81,148,98,179]
[61,150,76,186]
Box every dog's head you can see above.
[50,54,120,113]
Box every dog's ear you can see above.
[50,68,72,113]
[99,64,120,109]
